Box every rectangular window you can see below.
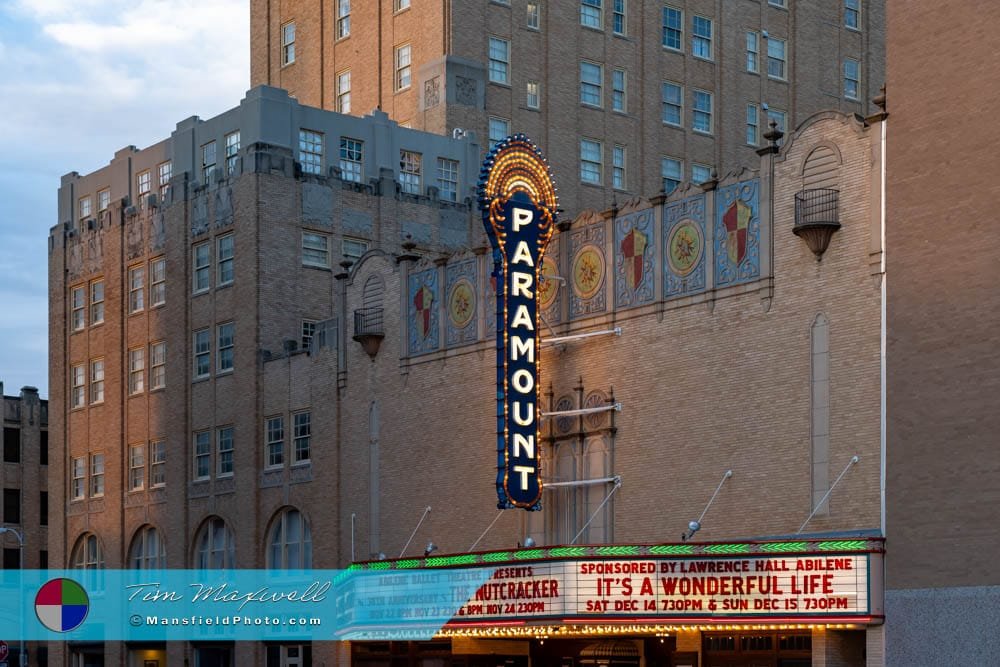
[217,234,234,286]
[337,70,351,113]
[395,0,410,10]
[71,457,85,500]
[343,238,369,261]
[129,444,145,491]
[662,156,682,194]
[90,359,104,404]
[580,138,602,184]
[194,329,211,379]
[90,453,105,497]
[612,69,626,112]
[159,161,172,197]
[581,0,602,29]
[293,411,311,463]
[612,145,626,190]
[217,322,234,373]
[489,116,511,145]
[526,80,540,109]
[400,150,422,195]
[193,242,210,293]
[662,81,682,126]
[129,265,144,313]
[692,15,712,59]
[217,426,234,476]
[613,0,625,34]
[150,341,166,390]
[137,170,151,196]
[844,58,860,100]
[747,31,759,73]
[299,129,323,175]
[337,0,350,38]
[747,103,759,145]
[194,431,210,480]
[302,231,331,268]
[339,137,363,182]
[436,158,459,202]
[79,196,92,219]
[488,37,510,84]
[71,365,85,409]
[98,188,110,212]
[301,320,317,350]
[150,440,165,487]
[225,131,240,175]
[71,285,85,330]
[3,428,18,463]
[395,43,412,90]
[769,0,787,6]
[150,257,165,307]
[580,61,603,107]
[202,141,217,183]
[129,347,145,395]
[90,279,104,324]
[845,0,860,29]
[662,6,682,51]
[767,37,787,80]
[692,163,713,184]
[692,89,713,134]
[527,2,540,29]
[3,488,20,524]
[282,21,296,63]
[266,416,285,468]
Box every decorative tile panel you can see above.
[445,258,478,347]
[570,222,608,318]
[408,265,440,355]
[664,193,708,297]
[714,179,761,287]
[614,209,656,308]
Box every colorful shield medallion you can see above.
[538,255,559,311]
[668,220,703,277]
[620,228,648,291]
[413,284,434,339]
[572,244,605,300]
[723,198,752,266]
[448,278,475,329]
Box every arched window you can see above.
[194,516,235,569]
[71,533,104,569]
[129,525,166,569]
[363,274,385,312]
[267,508,312,569]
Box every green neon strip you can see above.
[366,561,391,570]
[595,545,641,556]
[427,554,479,567]
[514,549,545,560]
[703,543,751,554]
[760,541,809,553]
[648,544,695,555]
[395,559,421,569]
[817,540,868,551]
[548,547,589,558]
[482,551,513,562]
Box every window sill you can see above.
[394,85,412,95]
[662,46,683,55]
[151,302,165,310]
[192,288,210,297]
[580,181,605,189]
[488,81,512,89]
[193,477,210,483]
[90,401,104,407]
[393,6,411,17]
[216,369,233,377]
[692,130,715,137]
[580,102,604,111]
[335,35,351,44]
[149,386,165,394]
[90,321,105,329]
[768,76,789,84]
[216,472,234,479]
[264,465,284,472]
[662,121,683,130]
[581,24,604,34]
[692,55,714,64]
[281,61,296,70]
[302,263,333,271]
[128,309,144,317]
[291,460,312,468]
[192,376,210,384]
[128,391,145,398]
[127,488,144,494]
[846,26,862,34]
[217,282,234,290]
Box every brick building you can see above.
[250,0,884,216]
[49,77,887,665]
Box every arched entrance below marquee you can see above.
[702,631,811,667]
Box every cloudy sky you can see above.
[0,0,249,397]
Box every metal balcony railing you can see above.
[794,188,839,227]
[354,307,384,338]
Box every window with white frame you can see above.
[527,2,540,29]
[158,161,172,197]
[747,31,759,73]
[150,257,165,307]
[217,234,234,286]
[90,279,104,324]
[137,170,151,196]
[612,69,626,112]
[580,61,602,106]
[293,411,311,463]
[129,526,165,570]
[343,238,369,262]
[302,231,331,268]
[662,157,682,194]
[613,0,625,34]
[395,0,410,10]
[129,444,145,491]
[282,21,296,62]
[747,103,759,145]
[90,359,104,404]
[662,6,682,50]
[268,508,313,569]
[71,533,104,569]
[299,129,323,175]
[301,320,317,350]
[489,116,511,144]
[580,138,602,184]
[90,453,105,497]
[767,37,787,80]
[71,457,85,500]
[527,80,540,109]
[488,37,510,84]
[769,0,787,6]
[217,426,234,476]
[845,0,860,29]
[225,131,240,175]
[612,145,626,190]
[195,517,234,568]
[662,81,682,126]
[337,70,351,113]
[194,431,210,480]
[395,43,411,90]
[129,265,145,313]
[71,285,85,330]
[400,150,422,195]
[150,341,166,390]
[194,329,211,379]
[692,89,713,133]
[150,440,165,487]
[129,347,145,394]
[844,58,860,100]
[266,416,285,468]
[581,0,602,29]
[692,15,712,59]
[337,0,350,38]
[79,196,92,219]
[71,364,85,408]
[436,158,459,202]
[201,141,216,183]
[193,242,210,293]
[98,189,110,212]
[692,163,713,184]
[217,322,234,373]
[339,137,363,182]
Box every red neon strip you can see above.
[558,615,879,625]
[444,620,527,628]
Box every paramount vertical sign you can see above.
[478,135,558,510]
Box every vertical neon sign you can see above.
[478,135,558,510]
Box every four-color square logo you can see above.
[35,578,89,632]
